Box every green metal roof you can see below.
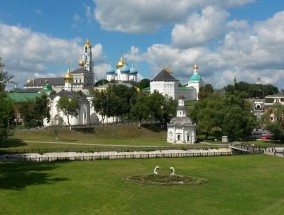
[8,92,41,102]
[189,74,201,81]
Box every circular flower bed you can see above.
[126,174,208,185]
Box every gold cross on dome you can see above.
[193,64,198,70]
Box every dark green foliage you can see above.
[0,93,14,142]
[189,92,256,140]
[0,58,14,142]
[94,79,109,87]
[137,78,150,89]
[224,81,278,99]
[198,83,214,100]
[19,94,50,127]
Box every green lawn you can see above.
[0,155,283,215]
[10,125,168,147]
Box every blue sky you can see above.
[1,0,284,89]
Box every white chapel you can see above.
[167,94,196,144]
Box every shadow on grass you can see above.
[141,124,166,133]
[0,162,68,190]
[0,139,27,148]
[74,127,95,133]
[59,139,78,142]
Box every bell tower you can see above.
[80,39,93,72]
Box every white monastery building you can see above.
[150,64,204,101]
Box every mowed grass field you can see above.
[0,155,283,215]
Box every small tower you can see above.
[64,68,73,91]
[187,64,204,100]
[81,39,93,72]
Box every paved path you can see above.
[0,148,232,162]
[263,147,284,158]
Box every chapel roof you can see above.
[168,116,193,126]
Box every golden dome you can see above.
[85,39,92,47]
[116,56,127,69]
[27,77,32,83]
[193,64,198,70]
[79,60,85,68]
[64,69,73,83]
[164,65,173,75]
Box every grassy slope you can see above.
[3,125,168,149]
[0,155,283,215]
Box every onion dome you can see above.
[27,77,32,84]
[116,56,127,69]
[64,68,73,83]
[189,74,201,81]
[79,60,85,68]
[189,63,201,82]
[164,65,173,75]
[130,65,138,74]
[85,39,92,47]
[120,64,130,73]
[106,63,115,74]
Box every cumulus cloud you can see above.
[0,24,105,86]
[171,6,228,48]
[124,8,284,88]
[92,0,252,33]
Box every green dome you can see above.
[189,74,201,81]
[42,83,52,93]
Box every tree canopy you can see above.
[224,81,278,99]
[0,58,14,142]
[189,92,256,140]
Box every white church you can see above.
[150,64,204,101]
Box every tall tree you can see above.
[198,83,214,100]
[57,96,80,130]
[0,58,14,142]
[193,93,223,139]
[92,89,108,124]
[0,58,13,92]
[132,91,151,124]
[34,94,51,125]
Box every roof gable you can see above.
[152,69,178,82]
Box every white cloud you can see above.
[92,0,252,33]
[171,6,228,48]
[0,24,105,87]
[124,8,284,89]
